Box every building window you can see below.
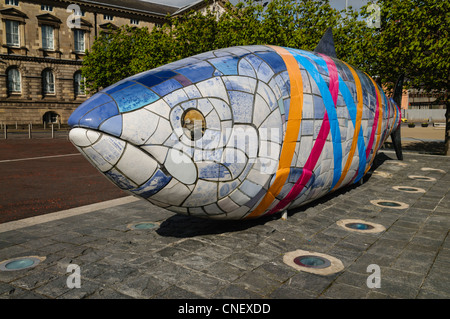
[7,67,21,93]
[5,20,20,47]
[41,5,53,11]
[74,71,85,96]
[41,25,54,50]
[5,0,19,6]
[42,69,55,94]
[103,14,113,21]
[74,29,85,52]
[130,19,139,25]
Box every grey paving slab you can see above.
[0,150,449,300]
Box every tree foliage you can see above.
[82,0,369,91]
[81,0,449,153]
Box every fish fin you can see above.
[391,74,404,160]
[314,27,337,58]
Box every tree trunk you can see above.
[446,102,449,156]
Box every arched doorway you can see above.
[43,111,60,124]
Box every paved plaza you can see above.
[0,147,449,300]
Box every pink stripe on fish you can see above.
[267,54,339,215]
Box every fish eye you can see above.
[181,109,206,141]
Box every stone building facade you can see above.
[0,0,227,125]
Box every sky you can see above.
[141,0,370,11]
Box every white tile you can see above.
[86,130,101,145]
[92,135,125,166]
[217,196,240,213]
[145,99,171,119]
[69,128,94,147]
[121,109,159,145]
[196,98,213,115]
[183,85,202,99]
[203,203,225,215]
[164,148,197,184]
[239,180,263,197]
[229,188,250,205]
[149,179,191,206]
[196,77,229,104]
[140,145,169,164]
[246,167,271,187]
[209,98,232,121]
[116,143,158,186]
[259,140,281,160]
[205,110,220,130]
[146,117,172,145]
[256,81,277,111]
[253,93,271,128]
[226,124,258,158]
[182,180,217,206]
[226,206,250,220]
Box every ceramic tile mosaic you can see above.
[68,45,401,220]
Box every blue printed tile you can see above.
[163,88,189,108]
[209,56,240,75]
[313,95,326,119]
[245,54,263,73]
[198,162,231,181]
[99,114,122,137]
[131,169,172,198]
[219,180,239,198]
[256,61,274,83]
[103,81,136,95]
[255,50,287,74]
[68,93,114,127]
[106,168,136,190]
[223,46,251,57]
[301,119,314,136]
[223,76,257,93]
[134,74,163,88]
[238,58,256,78]
[79,101,119,129]
[154,69,178,79]
[183,85,202,99]
[151,78,183,97]
[110,84,159,113]
[229,91,254,123]
[176,61,215,83]
[288,168,303,183]
[284,99,290,121]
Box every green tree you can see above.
[358,0,449,154]
[81,0,448,154]
[82,24,174,93]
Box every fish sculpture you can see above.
[68,30,402,220]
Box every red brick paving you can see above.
[0,138,127,224]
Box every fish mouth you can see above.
[69,127,172,199]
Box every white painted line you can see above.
[0,153,81,163]
[0,196,140,233]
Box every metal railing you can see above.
[1,123,70,139]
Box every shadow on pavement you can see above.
[157,152,396,238]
